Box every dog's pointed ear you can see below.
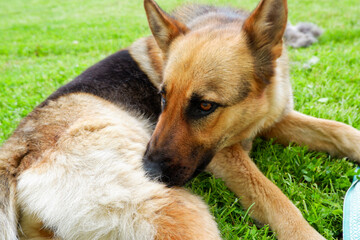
[243,0,288,59]
[144,0,188,53]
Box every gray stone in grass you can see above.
[284,22,324,48]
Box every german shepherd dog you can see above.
[0,13,221,240]
[1,0,359,239]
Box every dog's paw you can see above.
[277,223,326,240]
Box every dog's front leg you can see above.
[206,144,324,240]
[261,110,360,162]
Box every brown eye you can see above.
[200,102,212,111]
[187,99,219,119]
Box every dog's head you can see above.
[143,0,288,186]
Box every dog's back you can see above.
[8,93,218,239]
[17,93,156,239]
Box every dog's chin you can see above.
[143,163,198,187]
[150,171,193,187]
[144,174,188,187]
[161,166,208,187]
[143,151,214,186]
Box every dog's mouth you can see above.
[142,159,193,186]
[142,149,214,187]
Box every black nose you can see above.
[142,149,172,183]
[142,156,162,180]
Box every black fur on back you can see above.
[41,50,161,123]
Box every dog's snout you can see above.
[143,156,162,178]
[143,137,198,186]
[143,149,171,181]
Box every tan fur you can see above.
[2,0,359,239]
[18,213,57,240]
[1,128,31,239]
[153,188,220,240]
[144,0,189,53]
[1,93,220,239]
[207,145,324,240]
[261,110,360,161]
[129,37,164,89]
[139,0,360,239]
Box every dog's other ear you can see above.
[243,0,288,60]
[144,0,188,53]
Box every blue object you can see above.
[343,167,360,240]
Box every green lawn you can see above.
[1,0,359,239]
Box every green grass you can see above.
[1,0,359,239]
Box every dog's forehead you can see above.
[168,29,249,67]
[163,29,254,103]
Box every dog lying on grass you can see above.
[0,45,221,240]
[1,0,359,239]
